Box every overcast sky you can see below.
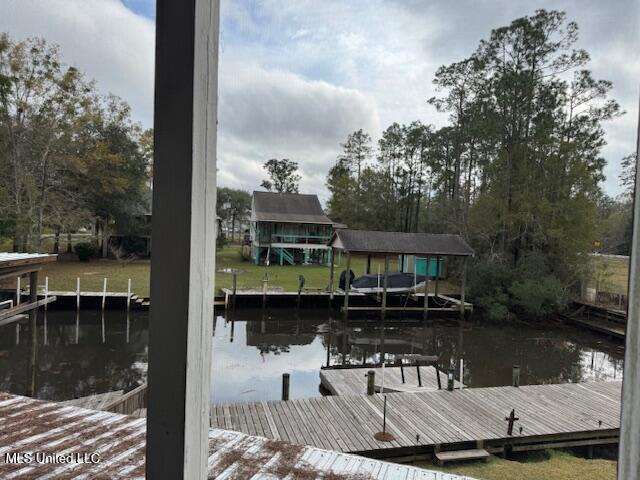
[1,0,638,202]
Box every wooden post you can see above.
[366,254,371,274]
[423,256,429,320]
[232,271,237,310]
[367,370,375,395]
[29,271,38,306]
[398,360,405,384]
[16,276,20,306]
[343,252,351,318]
[29,270,38,397]
[460,257,467,316]
[126,278,132,312]
[459,358,464,389]
[381,255,389,319]
[282,373,290,401]
[435,364,442,390]
[416,363,422,387]
[262,271,268,308]
[329,247,335,301]
[512,365,520,387]
[435,257,440,297]
[76,277,80,311]
[325,316,332,367]
[447,369,454,391]
[297,275,304,308]
[571,362,581,383]
[44,277,49,312]
[102,278,107,311]
[146,0,219,477]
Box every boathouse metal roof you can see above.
[0,392,472,479]
[251,191,333,224]
[0,252,57,270]
[329,230,474,256]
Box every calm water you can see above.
[0,308,625,403]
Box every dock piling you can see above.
[381,255,389,319]
[398,360,405,384]
[459,358,464,389]
[262,271,268,308]
[460,258,467,317]
[367,370,375,395]
[44,277,49,312]
[282,373,290,401]
[328,247,335,302]
[102,278,107,311]
[416,363,422,387]
[76,277,80,311]
[297,275,304,308]
[571,363,581,383]
[435,365,442,390]
[16,276,20,305]
[343,252,351,319]
[232,271,237,309]
[447,369,454,391]
[512,365,520,387]
[126,278,132,311]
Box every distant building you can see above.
[250,191,340,265]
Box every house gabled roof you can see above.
[329,229,474,257]
[251,191,333,225]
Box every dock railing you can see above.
[105,383,147,415]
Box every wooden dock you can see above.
[556,311,626,341]
[0,393,469,479]
[221,287,472,315]
[211,381,621,459]
[321,365,461,395]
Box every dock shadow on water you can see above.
[0,307,624,403]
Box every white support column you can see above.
[146,1,219,478]
[618,104,640,480]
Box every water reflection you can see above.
[0,308,624,404]
[0,309,147,401]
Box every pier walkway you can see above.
[0,393,469,479]
[210,381,620,459]
[321,365,462,395]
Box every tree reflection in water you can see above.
[0,308,623,403]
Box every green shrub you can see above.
[468,253,566,320]
[75,242,95,262]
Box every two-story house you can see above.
[250,191,338,265]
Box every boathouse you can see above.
[250,191,338,265]
[0,252,57,327]
[328,229,474,316]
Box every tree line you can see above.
[0,34,151,253]
[327,10,628,318]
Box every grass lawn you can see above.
[35,245,456,297]
[588,255,629,295]
[430,450,616,480]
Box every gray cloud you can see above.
[0,0,155,126]
[0,0,636,199]
[218,62,379,200]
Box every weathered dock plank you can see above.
[0,393,472,480]
[210,381,621,458]
[321,365,459,396]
